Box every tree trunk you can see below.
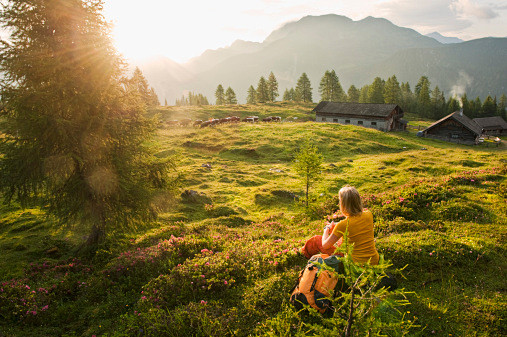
[86,224,105,246]
[306,179,309,208]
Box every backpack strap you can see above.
[309,271,319,292]
[289,268,305,294]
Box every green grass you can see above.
[1,102,506,336]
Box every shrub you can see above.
[0,279,52,323]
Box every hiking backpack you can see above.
[289,254,345,316]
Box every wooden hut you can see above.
[312,102,406,131]
[473,116,507,136]
[421,111,483,145]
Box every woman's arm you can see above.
[322,225,340,249]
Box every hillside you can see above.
[137,14,507,104]
[1,104,506,336]
[350,38,507,98]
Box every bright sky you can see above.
[102,0,507,63]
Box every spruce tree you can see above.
[447,97,461,114]
[0,0,172,245]
[359,85,369,103]
[416,76,431,117]
[347,85,360,103]
[461,93,471,116]
[215,84,225,105]
[319,70,344,102]
[430,86,446,119]
[289,88,296,101]
[295,73,313,103]
[319,70,332,101]
[283,88,292,102]
[130,67,159,107]
[481,95,497,117]
[256,77,269,103]
[225,87,237,105]
[267,72,279,102]
[367,77,384,103]
[247,85,257,104]
[383,75,401,104]
[329,70,345,102]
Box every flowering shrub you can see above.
[446,168,504,187]
[0,279,51,322]
[101,235,219,283]
[139,238,302,310]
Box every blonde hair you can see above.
[339,185,363,217]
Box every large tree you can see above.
[295,73,313,103]
[318,70,345,102]
[267,72,279,102]
[0,0,172,245]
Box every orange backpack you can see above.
[290,254,345,316]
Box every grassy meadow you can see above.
[1,103,506,336]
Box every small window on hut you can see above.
[333,119,338,122]
[345,120,350,124]
[371,122,377,126]
[358,121,363,125]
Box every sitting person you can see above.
[322,185,379,265]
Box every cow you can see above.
[193,120,203,127]
[243,116,259,122]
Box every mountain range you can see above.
[135,14,507,104]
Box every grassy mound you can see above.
[1,103,506,336]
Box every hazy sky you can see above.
[102,0,507,63]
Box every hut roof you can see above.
[473,116,507,129]
[424,111,483,136]
[312,101,399,118]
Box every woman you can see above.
[322,185,379,265]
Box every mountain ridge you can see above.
[136,14,506,104]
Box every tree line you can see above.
[210,70,506,120]
[175,92,209,106]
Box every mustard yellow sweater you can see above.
[332,210,379,265]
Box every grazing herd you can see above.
[165,115,282,128]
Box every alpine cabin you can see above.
[420,111,483,145]
[313,102,406,132]
[473,116,507,136]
